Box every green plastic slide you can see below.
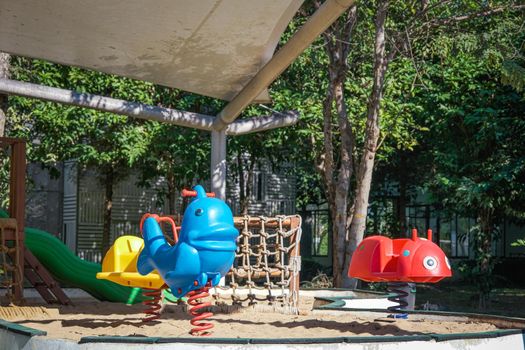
[24,227,143,304]
[0,210,142,304]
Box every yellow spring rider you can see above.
[96,214,177,321]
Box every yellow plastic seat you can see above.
[96,235,165,289]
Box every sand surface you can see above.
[0,297,501,341]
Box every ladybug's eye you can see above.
[195,208,204,216]
[423,256,438,270]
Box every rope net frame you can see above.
[213,215,302,313]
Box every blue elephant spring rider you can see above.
[97,185,239,335]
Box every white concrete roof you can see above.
[0,0,303,102]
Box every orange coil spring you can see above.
[187,284,213,336]
[142,289,163,322]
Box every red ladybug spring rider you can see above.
[349,228,452,283]
[348,228,452,317]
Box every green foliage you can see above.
[366,198,400,237]
[271,5,426,208]
[6,58,218,202]
[8,58,155,177]
[2,1,524,294]
[511,238,525,247]
[272,2,525,290]
[137,124,211,212]
[5,57,222,253]
[135,85,221,212]
[397,6,525,308]
[502,60,525,94]
[421,46,525,221]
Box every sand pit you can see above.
[0,296,506,341]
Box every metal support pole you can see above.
[0,78,215,131]
[0,78,300,135]
[211,131,227,289]
[210,130,227,201]
[226,111,299,136]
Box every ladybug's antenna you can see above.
[411,228,418,241]
[427,229,433,241]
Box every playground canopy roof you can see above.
[0,0,302,102]
[0,0,355,198]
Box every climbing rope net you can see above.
[213,215,302,313]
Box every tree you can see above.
[429,73,525,309]
[359,2,525,307]
[8,58,227,253]
[275,0,525,288]
[346,0,525,288]
[9,58,154,254]
[228,105,292,215]
[291,1,422,287]
[138,123,211,215]
[72,112,151,255]
[4,1,523,285]
[272,2,425,285]
[417,34,525,308]
[229,134,264,216]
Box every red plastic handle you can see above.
[181,189,215,198]
[140,213,178,243]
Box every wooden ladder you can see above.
[0,218,23,301]
[21,248,71,305]
[1,219,70,305]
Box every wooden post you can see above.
[1,138,69,305]
[289,216,301,295]
[9,139,25,302]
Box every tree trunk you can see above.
[477,208,494,310]
[237,152,246,215]
[237,152,256,216]
[242,154,256,215]
[0,52,10,137]
[166,170,176,215]
[332,77,354,287]
[320,74,350,287]
[321,81,338,279]
[315,5,357,287]
[342,0,390,288]
[102,169,114,255]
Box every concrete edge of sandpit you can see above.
[0,319,46,350]
[77,329,525,343]
[0,318,47,337]
[314,296,525,329]
[1,323,525,349]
